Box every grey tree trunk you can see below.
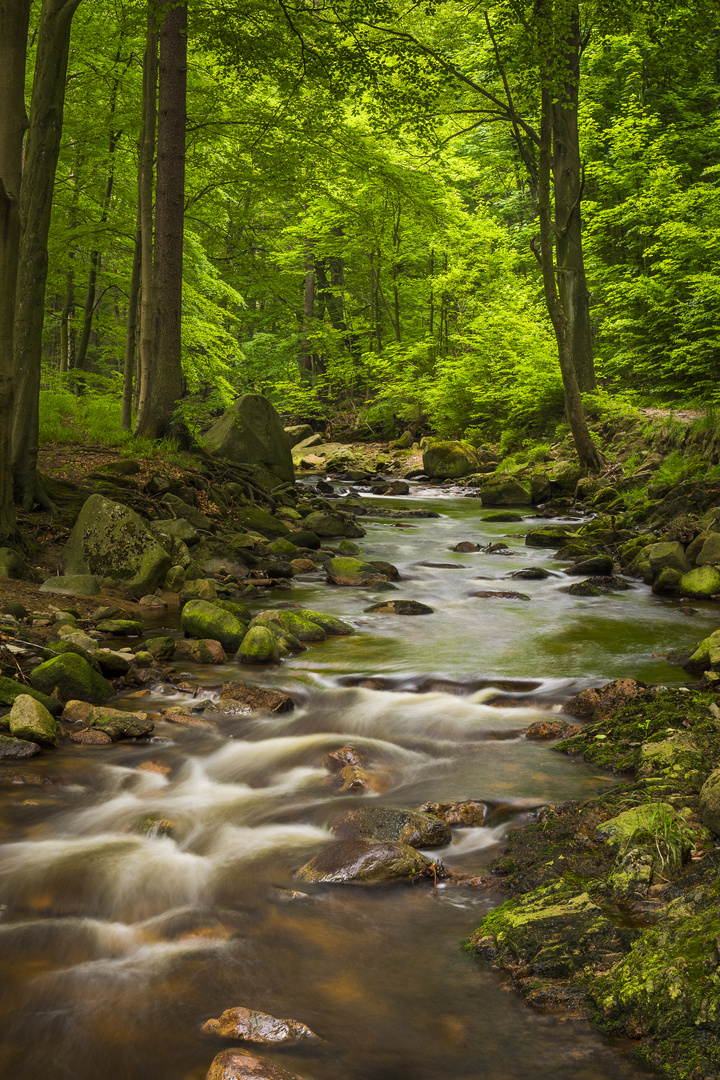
[0,0,30,540]
[12,0,84,510]
[135,1,158,433]
[553,4,595,393]
[135,0,186,440]
[122,206,142,430]
[537,70,602,471]
[299,239,315,375]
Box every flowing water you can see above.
[1,490,715,1080]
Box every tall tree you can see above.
[12,0,84,509]
[0,0,30,540]
[135,0,187,439]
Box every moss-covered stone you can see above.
[294,838,433,884]
[234,505,290,536]
[303,511,364,538]
[178,577,218,606]
[524,526,579,548]
[648,541,691,575]
[480,477,532,506]
[61,495,172,596]
[0,676,63,715]
[236,626,282,665]
[181,600,247,652]
[679,564,720,598]
[325,557,392,587]
[269,537,299,556]
[39,574,101,596]
[295,608,354,635]
[0,734,41,759]
[9,695,58,747]
[163,565,186,591]
[96,619,143,636]
[210,598,252,623]
[142,636,176,660]
[29,653,114,704]
[88,706,153,740]
[252,610,326,642]
[422,440,479,479]
[203,393,295,483]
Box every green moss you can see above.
[236,626,281,665]
[0,676,63,715]
[180,600,246,651]
[29,653,114,704]
[296,609,354,635]
[252,610,327,642]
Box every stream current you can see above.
[1,490,715,1080]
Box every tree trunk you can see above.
[135,0,186,441]
[0,0,30,540]
[135,1,158,434]
[122,205,142,430]
[553,3,595,393]
[74,125,121,385]
[12,0,83,510]
[537,70,602,472]
[299,238,315,375]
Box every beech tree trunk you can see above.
[299,238,315,375]
[135,0,186,440]
[12,0,83,510]
[135,1,158,432]
[553,4,595,393]
[0,0,30,540]
[122,207,142,430]
[537,73,602,471]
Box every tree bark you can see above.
[135,1,158,433]
[299,238,315,375]
[553,3,595,393]
[122,207,142,430]
[0,0,30,540]
[135,0,186,441]
[12,0,84,510]
[537,70,602,471]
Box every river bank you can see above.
[1,406,720,1079]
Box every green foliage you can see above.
[39,386,134,448]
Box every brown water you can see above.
[1,491,709,1080]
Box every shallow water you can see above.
[0,492,708,1080]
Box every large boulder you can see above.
[696,533,720,566]
[422,441,479,479]
[284,424,314,448]
[9,695,58,747]
[61,495,172,596]
[203,394,294,485]
[294,838,432,884]
[302,511,364,539]
[332,807,450,848]
[648,541,691,576]
[700,769,720,835]
[0,547,32,580]
[29,653,114,704]
[480,477,532,506]
[88,706,153,740]
[0,676,62,715]
[236,626,281,665]
[325,557,393,587]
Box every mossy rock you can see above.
[9,695,58,748]
[181,600,247,652]
[29,653,114,704]
[295,609,353,635]
[211,598,252,623]
[525,526,579,548]
[0,676,63,715]
[203,393,295,484]
[142,636,176,660]
[96,619,143,636]
[364,599,434,615]
[648,540,691,576]
[325,557,392,587]
[303,511,364,539]
[422,440,479,479]
[482,512,524,523]
[39,574,101,596]
[60,494,172,596]
[0,734,41,759]
[88,706,153,740]
[679,564,720,599]
[480,477,532,506]
[269,538,299,556]
[234,505,290,537]
[252,610,327,642]
[249,620,305,655]
[236,626,282,665]
[178,578,219,606]
[0,547,32,580]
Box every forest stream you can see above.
[1,487,715,1080]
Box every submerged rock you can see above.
[294,838,433,884]
[326,745,362,771]
[202,1006,318,1044]
[470,590,530,601]
[332,806,450,848]
[206,1049,303,1080]
[364,600,434,615]
[418,800,487,827]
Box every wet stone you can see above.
[418,800,487,827]
[332,806,451,848]
[219,681,294,714]
[88,707,153,741]
[206,1049,303,1080]
[294,837,433,884]
[68,728,113,745]
[469,590,530,601]
[523,719,570,740]
[364,600,434,615]
[174,638,226,664]
[452,541,481,552]
[326,745,362,771]
[510,567,551,580]
[202,1006,319,1044]
[563,679,646,721]
[0,735,41,759]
